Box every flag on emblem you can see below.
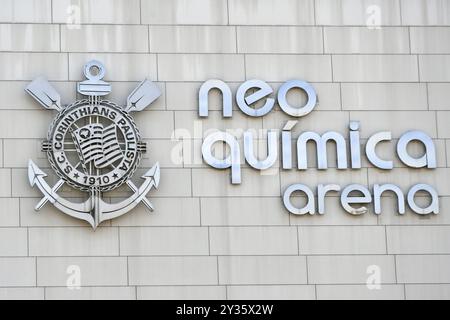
[71,124,123,169]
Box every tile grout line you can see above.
[399,0,403,26]
[408,26,412,54]
[226,0,230,25]
[416,54,420,82]
[444,137,449,168]
[27,226,29,256]
[126,256,130,286]
[216,255,220,286]
[321,26,325,54]
[139,0,142,25]
[18,195,21,227]
[118,226,121,256]
[50,0,53,24]
[164,77,168,110]
[394,254,399,284]
[305,255,309,285]
[35,256,38,287]
[147,24,151,53]
[313,0,317,25]
[330,54,334,82]
[9,168,12,199]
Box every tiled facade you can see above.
[0,0,449,300]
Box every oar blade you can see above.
[125,79,161,112]
[25,76,61,111]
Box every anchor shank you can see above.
[91,188,102,228]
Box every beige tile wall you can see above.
[0,0,449,300]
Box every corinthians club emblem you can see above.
[26,60,161,229]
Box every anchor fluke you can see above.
[28,159,47,186]
[143,162,160,188]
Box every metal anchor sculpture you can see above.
[26,60,161,229]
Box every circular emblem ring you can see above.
[47,100,142,192]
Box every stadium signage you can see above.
[199,79,439,216]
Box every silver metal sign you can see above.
[27,60,161,229]
[198,79,440,217]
